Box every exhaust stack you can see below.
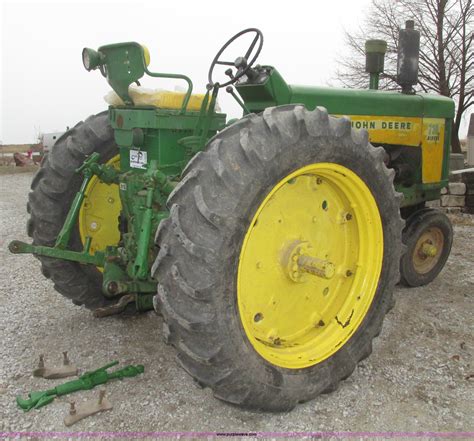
[397,20,420,94]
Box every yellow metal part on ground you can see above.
[79,155,121,270]
[237,163,384,369]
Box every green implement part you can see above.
[16,361,144,412]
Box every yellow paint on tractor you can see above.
[347,115,422,145]
[339,115,446,184]
[78,155,121,270]
[421,118,445,184]
[237,163,384,369]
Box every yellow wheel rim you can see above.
[237,163,384,369]
[79,155,121,270]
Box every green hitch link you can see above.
[151,168,176,196]
[8,239,105,267]
[16,361,144,412]
[55,153,101,249]
[131,159,174,280]
[132,183,155,280]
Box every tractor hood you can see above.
[236,66,455,120]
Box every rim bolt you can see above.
[108,197,114,204]
[346,213,353,221]
[346,270,353,277]
[316,178,323,185]
[256,262,262,269]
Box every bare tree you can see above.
[336,0,473,154]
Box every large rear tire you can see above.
[153,106,403,411]
[27,112,119,310]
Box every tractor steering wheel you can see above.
[208,28,264,88]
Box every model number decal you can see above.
[130,150,147,169]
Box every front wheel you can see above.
[400,208,453,287]
[153,106,403,411]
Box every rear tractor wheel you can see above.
[27,112,121,310]
[153,105,403,411]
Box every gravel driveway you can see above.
[1,170,473,434]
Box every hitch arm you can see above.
[55,153,102,249]
[9,238,105,266]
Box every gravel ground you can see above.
[0,170,473,434]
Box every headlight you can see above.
[82,48,102,71]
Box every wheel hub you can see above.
[284,241,336,282]
[412,227,444,274]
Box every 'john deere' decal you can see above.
[346,115,422,146]
[334,115,446,184]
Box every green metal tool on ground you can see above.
[17,361,144,412]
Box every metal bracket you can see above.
[64,389,113,427]
[33,352,78,379]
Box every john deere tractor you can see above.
[10,24,454,411]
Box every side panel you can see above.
[340,115,446,184]
[421,118,445,184]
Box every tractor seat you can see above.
[104,85,213,111]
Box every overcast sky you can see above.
[1,0,471,144]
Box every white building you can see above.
[41,131,65,153]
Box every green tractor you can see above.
[10,24,454,411]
